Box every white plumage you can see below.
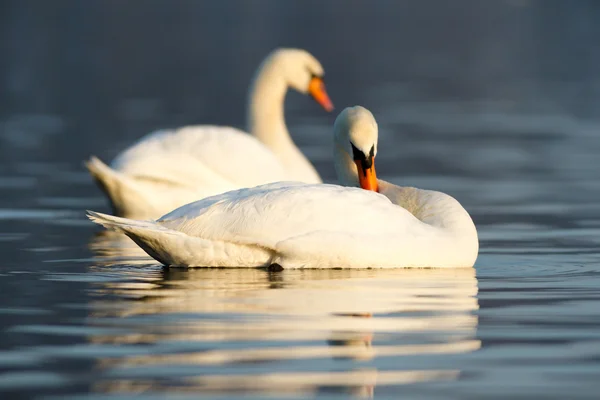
[88,106,479,269]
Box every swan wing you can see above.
[112,125,289,189]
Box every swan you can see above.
[86,48,333,219]
[87,106,479,269]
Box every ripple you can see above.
[0,232,29,241]
[0,208,78,220]
[8,324,130,337]
[0,307,53,315]
[0,371,70,390]
[37,196,107,208]
[0,176,38,189]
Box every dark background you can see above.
[2,0,600,166]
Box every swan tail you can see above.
[86,210,274,268]
[86,210,162,233]
[86,210,185,265]
[85,156,154,218]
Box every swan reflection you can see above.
[87,233,479,397]
[88,230,156,266]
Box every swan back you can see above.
[156,182,477,268]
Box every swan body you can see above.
[88,106,479,269]
[87,48,333,219]
[87,126,288,218]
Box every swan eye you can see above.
[310,72,324,81]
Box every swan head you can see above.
[334,106,379,192]
[266,48,333,111]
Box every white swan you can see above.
[87,106,479,269]
[86,48,333,219]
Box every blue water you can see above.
[1,1,600,399]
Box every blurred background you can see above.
[1,1,599,398]
[2,0,600,167]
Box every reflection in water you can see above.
[86,237,479,397]
[88,230,155,266]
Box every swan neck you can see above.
[244,59,321,183]
[334,143,360,187]
[246,62,291,149]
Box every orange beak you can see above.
[355,157,379,192]
[308,76,334,112]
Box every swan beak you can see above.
[355,157,379,192]
[308,76,334,112]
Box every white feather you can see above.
[87,106,479,269]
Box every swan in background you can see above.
[87,106,478,269]
[86,48,333,219]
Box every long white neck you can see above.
[333,143,360,187]
[245,62,321,183]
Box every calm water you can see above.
[1,1,600,399]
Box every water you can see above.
[1,1,600,398]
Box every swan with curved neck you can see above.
[247,49,332,180]
[333,106,379,191]
[333,107,478,239]
[86,48,333,219]
[88,106,479,269]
